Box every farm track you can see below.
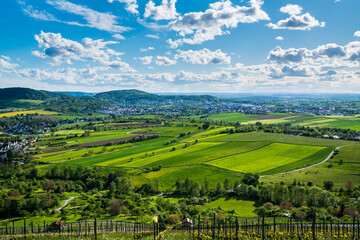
[55,196,78,213]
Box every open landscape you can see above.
[1,0,360,238]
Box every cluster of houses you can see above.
[0,138,36,162]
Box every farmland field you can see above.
[32,124,357,190]
[201,198,257,217]
[0,109,59,118]
[207,143,327,173]
[199,112,360,131]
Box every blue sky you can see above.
[0,0,360,93]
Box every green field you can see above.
[207,143,326,173]
[263,144,360,188]
[199,112,360,131]
[33,123,360,190]
[201,198,257,217]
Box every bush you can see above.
[166,214,181,224]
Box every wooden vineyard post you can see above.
[235,217,239,240]
[94,217,98,240]
[212,214,215,240]
[312,213,316,240]
[262,215,265,240]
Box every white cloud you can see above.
[139,56,153,65]
[155,56,177,66]
[108,0,139,15]
[0,56,19,70]
[280,4,302,15]
[175,48,231,64]
[112,34,125,40]
[354,31,360,38]
[267,12,325,31]
[167,0,270,48]
[140,47,155,52]
[144,0,178,20]
[275,36,284,41]
[46,0,130,33]
[146,34,160,39]
[33,31,135,72]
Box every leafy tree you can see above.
[242,173,260,186]
[108,199,124,216]
[324,181,334,191]
[166,214,181,224]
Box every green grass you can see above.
[207,143,326,174]
[263,144,360,188]
[206,132,350,147]
[143,141,269,168]
[201,198,257,217]
[132,165,243,190]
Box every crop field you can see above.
[193,113,291,123]
[199,112,360,131]
[201,198,257,217]
[263,144,360,188]
[131,165,244,190]
[0,109,59,118]
[33,123,359,190]
[207,143,327,173]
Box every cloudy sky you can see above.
[1,0,360,93]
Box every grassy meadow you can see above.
[32,122,359,191]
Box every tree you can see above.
[345,180,355,191]
[6,149,14,160]
[202,121,210,129]
[42,179,56,192]
[324,181,334,191]
[166,214,180,224]
[108,199,124,216]
[242,173,260,186]
[343,206,359,218]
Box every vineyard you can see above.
[1,215,360,239]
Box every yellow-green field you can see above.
[0,110,59,118]
[207,143,326,173]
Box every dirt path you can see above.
[261,146,346,178]
[55,196,77,213]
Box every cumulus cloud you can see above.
[155,56,177,66]
[174,48,231,64]
[267,4,325,31]
[268,43,353,64]
[144,0,178,20]
[107,0,138,14]
[167,0,270,48]
[280,4,302,15]
[33,31,135,72]
[268,47,312,64]
[139,56,153,65]
[354,31,360,38]
[275,36,284,41]
[46,0,130,33]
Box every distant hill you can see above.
[0,87,63,100]
[95,89,161,102]
[95,89,220,103]
[57,92,97,97]
[0,87,221,110]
